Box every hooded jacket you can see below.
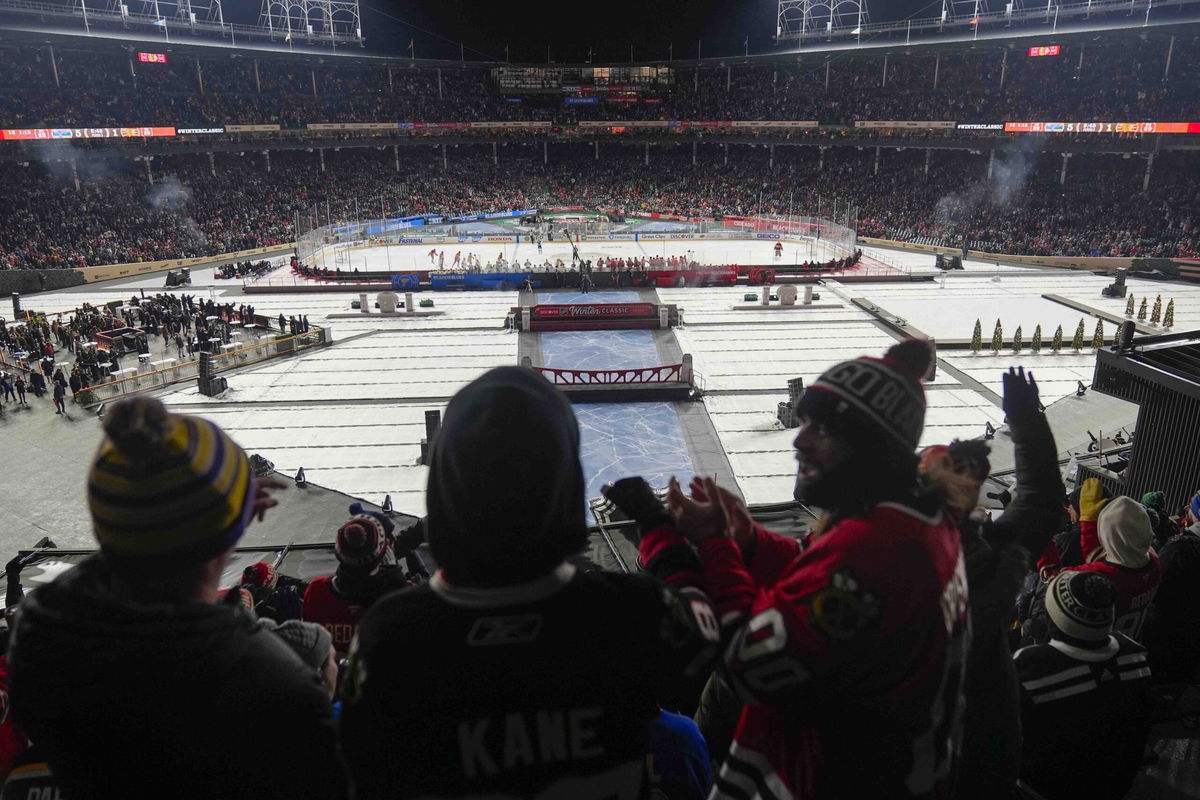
[9,554,348,800]
[1096,496,1153,569]
[1053,498,1161,641]
[1143,520,1200,682]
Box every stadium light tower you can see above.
[776,0,869,45]
[101,0,227,32]
[259,0,363,46]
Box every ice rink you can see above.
[8,239,1200,543]
[308,237,848,273]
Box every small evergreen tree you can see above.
[1125,294,1135,316]
[1031,324,1043,353]
[1138,298,1148,321]
[1151,294,1162,324]
[1052,325,1064,352]
[1092,318,1104,349]
[970,319,982,354]
[1072,319,1086,351]
[1163,299,1175,329]
[1012,325,1023,353]
[991,319,1003,354]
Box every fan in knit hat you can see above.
[259,619,333,672]
[87,396,253,566]
[336,515,391,570]
[1045,571,1116,643]
[796,338,934,455]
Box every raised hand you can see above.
[1002,366,1041,422]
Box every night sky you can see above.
[354,0,935,61]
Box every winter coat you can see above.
[1143,521,1200,683]
[8,554,349,800]
[955,411,1064,800]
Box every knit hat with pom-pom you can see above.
[88,396,253,566]
[796,338,934,453]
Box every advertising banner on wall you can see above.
[523,303,662,331]
[855,121,956,129]
[1004,121,1200,134]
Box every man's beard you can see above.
[793,453,871,511]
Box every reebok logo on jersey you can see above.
[466,614,543,646]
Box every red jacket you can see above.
[642,499,969,800]
[302,576,365,656]
[1037,520,1161,640]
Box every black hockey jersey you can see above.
[339,562,719,799]
[1013,633,1153,800]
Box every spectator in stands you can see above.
[919,368,1064,799]
[1014,571,1154,800]
[7,396,348,799]
[260,619,339,700]
[1143,490,1200,683]
[339,366,720,798]
[1030,480,1161,644]
[302,507,414,656]
[1140,490,1178,551]
[618,339,969,799]
[646,710,714,799]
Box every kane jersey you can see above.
[339,562,720,799]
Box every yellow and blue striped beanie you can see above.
[88,397,254,565]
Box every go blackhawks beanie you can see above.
[796,338,934,453]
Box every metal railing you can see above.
[534,364,684,385]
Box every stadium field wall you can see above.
[0,269,88,296]
[858,237,1135,271]
[78,244,295,283]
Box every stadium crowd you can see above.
[0,35,1197,127]
[0,145,1196,270]
[1,343,1198,799]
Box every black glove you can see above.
[1002,367,1041,423]
[602,477,672,532]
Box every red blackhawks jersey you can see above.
[643,497,969,800]
[302,576,365,655]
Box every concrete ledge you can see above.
[1043,294,1161,334]
[858,236,1134,272]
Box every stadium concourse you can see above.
[6,238,1199,549]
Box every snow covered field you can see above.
[18,240,1200,516]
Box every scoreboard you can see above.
[137,52,168,64]
[1027,45,1061,57]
